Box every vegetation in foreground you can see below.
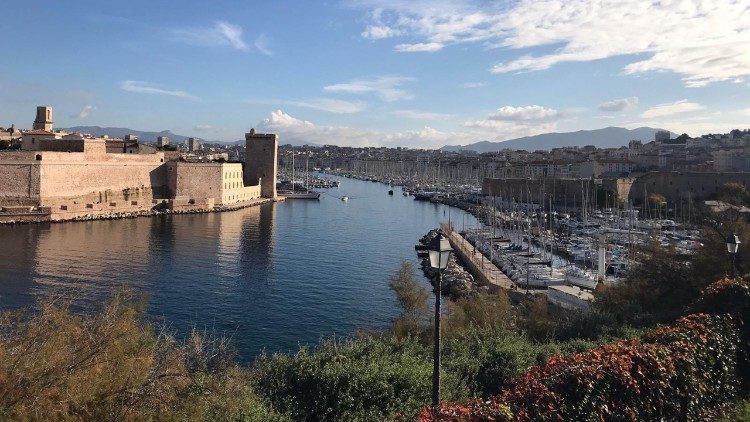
[0,292,285,422]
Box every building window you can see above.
[35,154,42,161]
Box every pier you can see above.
[442,225,515,292]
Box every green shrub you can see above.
[691,277,750,391]
[720,400,750,421]
[441,327,597,398]
[442,328,537,397]
[252,336,466,421]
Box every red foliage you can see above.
[421,311,743,421]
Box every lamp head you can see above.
[727,232,741,254]
[428,233,453,270]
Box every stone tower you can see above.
[33,106,53,131]
[244,128,278,198]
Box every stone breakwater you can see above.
[0,198,281,225]
[418,229,489,299]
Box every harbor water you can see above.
[0,176,478,361]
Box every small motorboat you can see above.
[341,196,349,202]
[388,190,394,195]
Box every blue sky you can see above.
[1,0,748,147]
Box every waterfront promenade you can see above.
[443,225,514,291]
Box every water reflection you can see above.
[0,177,477,360]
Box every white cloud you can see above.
[395,42,443,52]
[599,96,639,112]
[624,118,744,138]
[120,80,198,99]
[256,105,564,148]
[485,105,562,122]
[362,25,398,39]
[170,21,248,51]
[353,0,750,87]
[391,109,452,120]
[254,33,273,56]
[462,82,485,88]
[640,100,705,119]
[324,75,414,101]
[257,110,476,148]
[194,124,213,131]
[249,98,365,114]
[74,105,94,119]
[463,105,564,139]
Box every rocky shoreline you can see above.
[417,229,490,299]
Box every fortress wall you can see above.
[167,162,223,204]
[482,178,603,206]
[39,159,167,206]
[629,172,750,204]
[167,162,262,206]
[0,162,40,205]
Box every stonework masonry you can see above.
[482,177,622,208]
[0,107,279,223]
[0,147,167,209]
[629,171,750,204]
[483,172,750,207]
[244,130,277,198]
[167,162,261,206]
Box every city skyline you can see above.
[1,0,748,147]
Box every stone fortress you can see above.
[0,106,280,222]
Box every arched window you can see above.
[35,154,42,161]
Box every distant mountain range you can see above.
[61,126,192,144]
[61,126,320,147]
[441,127,674,153]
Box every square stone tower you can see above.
[33,106,53,131]
[244,128,278,198]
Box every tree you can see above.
[675,133,691,143]
[595,241,697,326]
[523,295,552,341]
[388,261,430,339]
[719,182,749,206]
[647,193,667,219]
[444,290,513,336]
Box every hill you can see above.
[61,126,192,144]
[442,127,673,152]
[61,126,320,147]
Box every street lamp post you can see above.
[427,233,453,407]
[726,233,741,278]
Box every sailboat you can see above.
[279,152,320,199]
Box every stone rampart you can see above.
[629,171,750,205]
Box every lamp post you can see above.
[427,232,453,407]
[727,233,741,278]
